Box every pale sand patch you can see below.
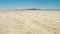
[0,10,60,34]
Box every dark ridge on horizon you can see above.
[0,8,60,11]
[13,8,60,11]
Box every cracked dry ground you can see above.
[0,10,60,34]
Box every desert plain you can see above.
[0,10,60,34]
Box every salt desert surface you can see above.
[0,10,60,34]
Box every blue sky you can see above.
[0,0,60,9]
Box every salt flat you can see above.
[0,10,60,34]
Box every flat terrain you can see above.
[0,10,60,34]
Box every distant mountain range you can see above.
[13,8,60,11]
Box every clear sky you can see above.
[0,0,60,9]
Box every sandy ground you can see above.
[0,10,60,34]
